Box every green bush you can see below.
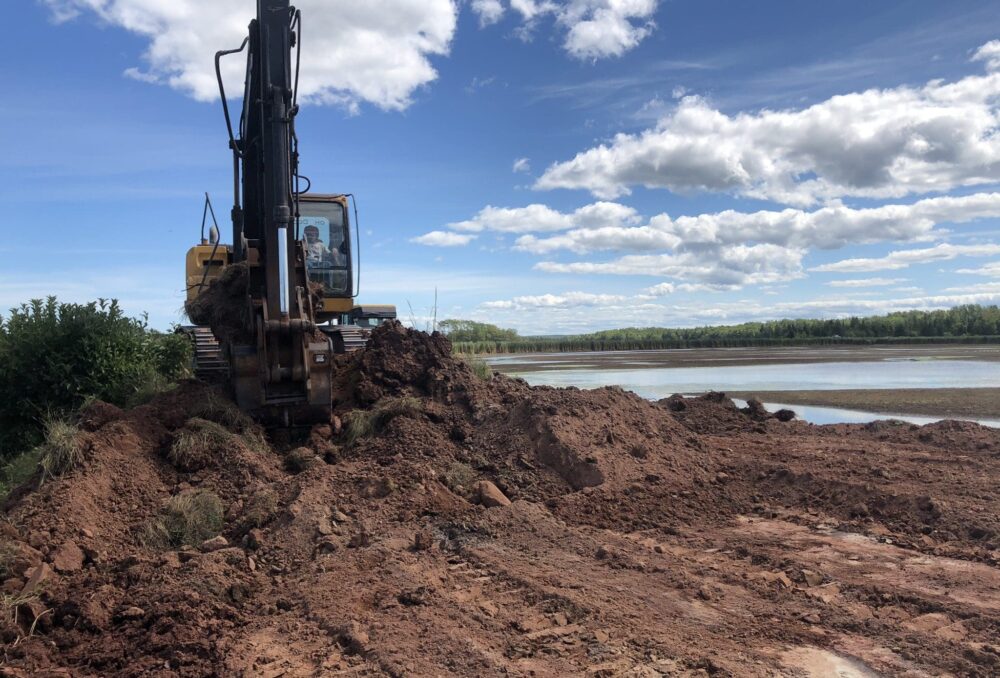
[0,297,191,461]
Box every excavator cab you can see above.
[299,195,354,322]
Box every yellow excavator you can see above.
[181,0,395,426]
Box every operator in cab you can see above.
[304,225,329,266]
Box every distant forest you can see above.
[443,305,1000,354]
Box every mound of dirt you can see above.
[2,323,999,676]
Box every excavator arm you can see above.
[214,0,333,425]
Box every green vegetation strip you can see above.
[444,305,1000,354]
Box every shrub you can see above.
[0,450,43,499]
[0,298,191,462]
[142,490,224,548]
[343,397,422,446]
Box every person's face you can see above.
[306,229,319,242]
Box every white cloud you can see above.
[472,0,505,26]
[482,291,626,310]
[643,282,675,296]
[812,243,1000,273]
[536,244,806,287]
[411,231,477,247]
[536,43,1000,205]
[513,157,532,173]
[447,201,640,234]
[956,261,1000,277]
[972,39,1000,72]
[826,278,906,288]
[481,1,658,59]
[513,193,1000,256]
[943,281,1000,293]
[42,0,459,111]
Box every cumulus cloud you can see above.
[812,243,1000,273]
[471,0,505,26]
[513,157,532,173]
[536,244,806,287]
[956,261,1000,276]
[513,193,1000,255]
[474,0,658,59]
[536,43,1000,204]
[42,0,459,111]
[972,39,1000,72]
[825,278,906,288]
[482,291,627,310]
[423,192,1000,290]
[411,230,477,247]
[444,201,640,234]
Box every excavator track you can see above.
[178,326,230,382]
[320,325,369,353]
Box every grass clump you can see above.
[190,393,269,454]
[442,462,476,493]
[142,490,224,548]
[343,397,422,446]
[38,420,86,486]
[462,355,494,381]
[241,486,278,529]
[167,418,233,471]
[284,447,316,474]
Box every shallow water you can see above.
[733,400,1000,428]
[498,359,1000,395]
[490,352,1000,428]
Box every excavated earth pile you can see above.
[2,322,999,677]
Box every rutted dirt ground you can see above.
[1,324,998,677]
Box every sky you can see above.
[2,0,1000,334]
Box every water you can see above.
[733,400,1000,428]
[488,351,1000,428]
[498,359,1000,397]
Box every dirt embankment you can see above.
[2,323,999,677]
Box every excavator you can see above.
[181,0,395,426]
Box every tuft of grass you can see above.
[462,355,494,381]
[38,420,86,486]
[2,589,48,640]
[343,397,422,446]
[190,393,269,454]
[167,418,233,471]
[241,486,278,529]
[142,490,224,548]
[284,447,316,474]
[442,461,476,493]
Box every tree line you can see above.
[442,305,1000,354]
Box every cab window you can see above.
[299,201,351,296]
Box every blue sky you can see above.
[3,0,1000,334]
